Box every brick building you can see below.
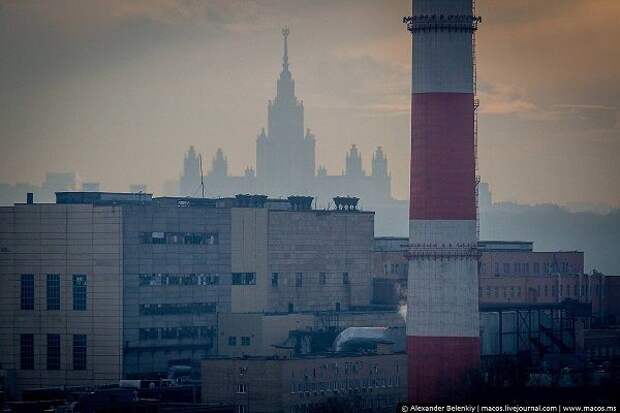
[371,238,603,316]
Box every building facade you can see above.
[0,199,124,391]
[0,192,378,395]
[372,238,602,312]
[201,353,406,413]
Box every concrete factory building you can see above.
[202,351,406,413]
[0,192,378,395]
[404,0,482,401]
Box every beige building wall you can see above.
[0,204,123,396]
[230,208,269,313]
[266,211,374,313]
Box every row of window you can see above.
[141,232,218,245]
[228,336,251,346]
[20,274,87,311]
[489,261,573,276]
[139,302,217,316]
[271,272,350,288]
[138,326,215,341]
[213,271,354,287]
[20,334,86,371]
[139,273,220,286]
[290,376,401,394]
[482,283,595,299]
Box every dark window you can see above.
[288,303,294,313]
[574,284,578,296]
[20,274,34,310]
[319,272,326,285]
[513,263,520,274]
[494,263,500,275]
[335,302,341,312]
[342,272,349,285]
[73,334,87,370]
[47,274,61,310]
[47,334,61,370]
[73,275,87,310]
[232,272,256,285]
[533,262,540,274]
[241,336,250,346]
[139,302,216,315]
[141,232,218,245]
[295,272,303,288]
[228,336,237,346]
[271,273,279,287]
[20,334,34,370]
[503,263,510,274]
[544,285,548,297]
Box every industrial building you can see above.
[0,192,381,397]
[373,238,602,310]
[202,349,406,413]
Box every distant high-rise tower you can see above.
[372,146,388,178]
[210,148,228,179]
[256,27,315,196]
[180,146,201,196]
[345,145,364,177]
[405,0,481,402]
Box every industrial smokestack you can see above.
[405,0,481,402]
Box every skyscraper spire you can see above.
[282,26,290,72]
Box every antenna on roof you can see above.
[199,154,205,198]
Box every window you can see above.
[47,274,61,310]
[73,334,87,370]
[228,336,237,346]
[20,274,34,310]
[319,272,326,285]
[335,302,341,312]
[544,285,548,297]
[73,274,87,311]
[237,404,247,413]
[241,336,251,346]
[523,263,530,274]
[20,334,34,370]
[494,263,500,275]
[232,272,256,285]
[514,263,520,274]
[342,272,349,285]
[295,272,303,288]
[142,232,218,245]
[271,273,279,287]
[237,384,247,394]
[288,303,294,313]
[533,262,540,274]
[47,334,61,370]
[139,302,216,315]
[503,263,510,274]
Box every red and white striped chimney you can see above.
[405,0,481,402]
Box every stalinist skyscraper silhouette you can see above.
[256,27,316,196]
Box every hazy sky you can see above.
[1,0,619,206]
